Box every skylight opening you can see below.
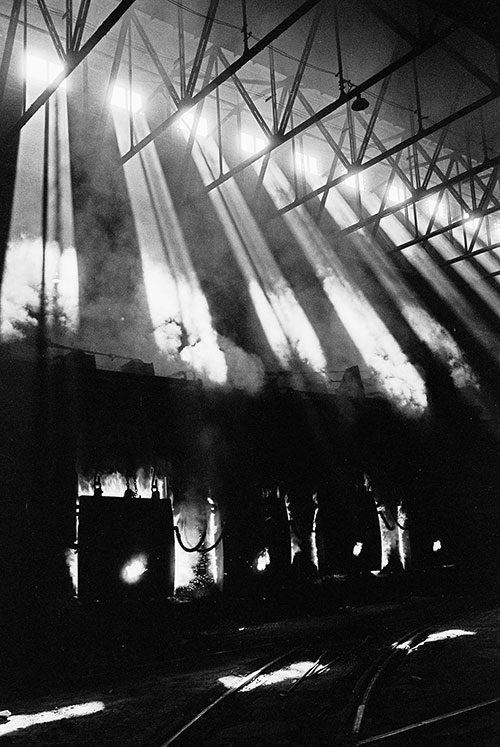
[179,111,208,137]
[295,151,319,175]
[110,84,142,113]
[423,195,447,222]
[463,211,481,230]
[241,131,267,155]
[345,171,365,190]
[25,53,66,88]
[387,183,408,204]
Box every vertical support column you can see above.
[0,0,22,110]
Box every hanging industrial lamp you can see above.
[351,93,370,111]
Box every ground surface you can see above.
[2,587,498,746]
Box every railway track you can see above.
[3,594,493,746]
[337,607,500,746]
[144,597,484,747]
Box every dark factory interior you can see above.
[2,0,500,744]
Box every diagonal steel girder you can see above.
[0,0,22,110]
[131,10,181,108]
[217,49,272,138]
[353,111,415,193]
[119,0,326,165]
[37,0,66,62]
[333,154,500,241]
[72,0,92,52]
[297,90,350,170]
[275,87,499,219]
[362,0,499,95]
[443,241,500,267]
[357,67,394,163]
[185,23,458,197]
[278,1,324,135]
[1,0,138,144]
[317,121,349,219]
[389,203,500,254]
[466,165,500,254]
[186,0,219,98]
[415,141,473,214]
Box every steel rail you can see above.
[355,695,500,744]
[338,625,436,742]
[158,645,302,746]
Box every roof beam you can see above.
[187,23,457,197]
[36,0,65,62]
[71,0,91,52]
[278,1,324,135]
[275,88,498,219]
[218,48,272,139]
[185,0,219,97]
[444,242,500,267]
[131,10,180,108]
[0,0,22,110]
[2,0,138,144]
[326,155,500,243]
[391,202,500,254]
[119,0,325,165]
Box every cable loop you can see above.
[174,524,224,553]
[174,525,207,552]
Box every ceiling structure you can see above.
[1,0,500,407]
[1,0,500,264]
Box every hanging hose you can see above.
[377,506,395,531]
[174,525,208,552]
[174,524,224,553]
[394,517,410,531]
[197,528,224,553]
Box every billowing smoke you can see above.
[217,335,265,393]
[1,236,79,344]
[404,305,479,390]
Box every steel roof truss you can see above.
[186,0,219,98]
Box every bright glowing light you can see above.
[255,548,271,572]
[358,190,500,353]
[25,53,66,88]
[189,135,327,378]
[463,211,481,230]
[112,110,227,383]
[0,702,105,736]
[111,84,142,113]
[78,471,164,499]
[403,305,478,389]
[174,498,223,595]
[219,661,319,692]
[121,554,148,584]
[179,111,208,137]
[262,162,426,413]
[295,151,319,175]
[1,72,78,341]
[333,189,479,391]
[345,171,365,190]
[433,539,442,552]
[387,183,408,204]
[241,131,267,154]
[65,547,78,595]
[353,542,363,557]
[412,629,477,651]
[423,195,447,222]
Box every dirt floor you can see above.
[1,588,497,746]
